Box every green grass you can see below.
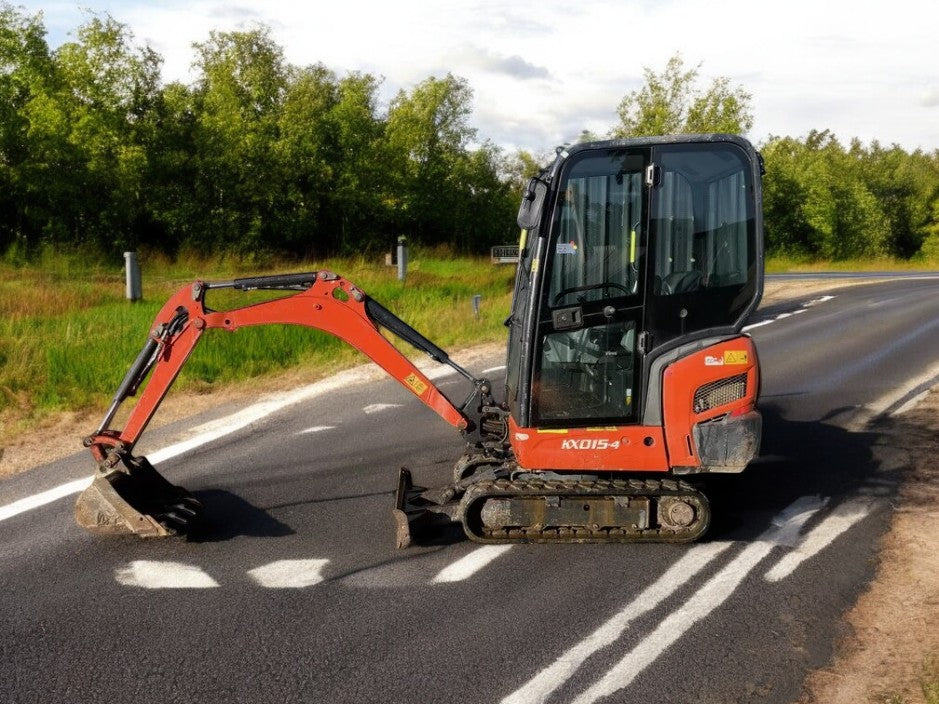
[0,251,515,441]
[766,254,939,273]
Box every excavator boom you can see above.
[76,270,500,536]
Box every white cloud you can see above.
[19,0,939,152]
[922,89,939,108]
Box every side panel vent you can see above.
[693,373,748,413]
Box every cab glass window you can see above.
[647,143,757,343]
[547,152,645,308]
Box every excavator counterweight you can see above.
[76,134,765,546]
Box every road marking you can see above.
[742,319,774,331]
[893,389,932,416]
[776,309,807,320]
[805,295,836,306]
[481,365,507,374]
[115,560,219,589]
[847,358,939,431]
[568,496,824,704]
[765,498,874,582]
[248,559,330,588]
[432,545,513,583]
[0,477,92,523]
[363,403,402,414]
[743,296,829,332]
[298,425,335,434]
[500,541,733,704]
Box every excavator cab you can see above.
[507,135,762,433]
[502,136,762,475]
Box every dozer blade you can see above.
[75,455,203,538]
[392,467,462,548]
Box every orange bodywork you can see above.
[509,336,759,473]
[508,419,670,472]
[661,336,760,468]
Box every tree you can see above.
[189,27,289,254]
[612,54,753,137]
[325,71,389,253]
[854,141,938,258]
[53,13,163,251]
[449,141,517,251]
[386,74,476,244]
[761,131,891,260]
[0,10,161,254]
[145,80,198,254]
[0,2,56,254]
[921,199,939,261]
[275,63,340,253]
[759,136,814,256]
[503,149,547,195]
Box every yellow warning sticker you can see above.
[723,350,749,365]
[404,373,428,396]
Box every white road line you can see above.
[805,295,836,306]
[862,359,939,422]
[481,365,507,374]
[743,295,831,332]
[248,559,329,588]
[363,403,402,414]
[742,319,774,332]
[500,541,733,704]
[431,545,512,583]
[769,495,829,547]
[114,560,219,589]
[298,425,335,434]
[569,496,824,704]
[0,477,92,523]
[893,389,932,416]
[765,499,874,582]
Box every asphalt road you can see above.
[2,278,938,704]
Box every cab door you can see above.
[530,147,650,427]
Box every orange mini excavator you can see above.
[76,134,764,546]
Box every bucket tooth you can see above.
[75,455,202,538]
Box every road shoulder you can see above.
[796,387,939,704]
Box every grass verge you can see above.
[765,255,939,273]
[0,251,515,448]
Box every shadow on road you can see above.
[703,402,902,542]
[187,489,295,542]
[181,401,922,547]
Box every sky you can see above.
[24,0,939,156]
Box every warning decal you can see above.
[403,373,428,396]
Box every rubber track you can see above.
[461,477,710,544]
